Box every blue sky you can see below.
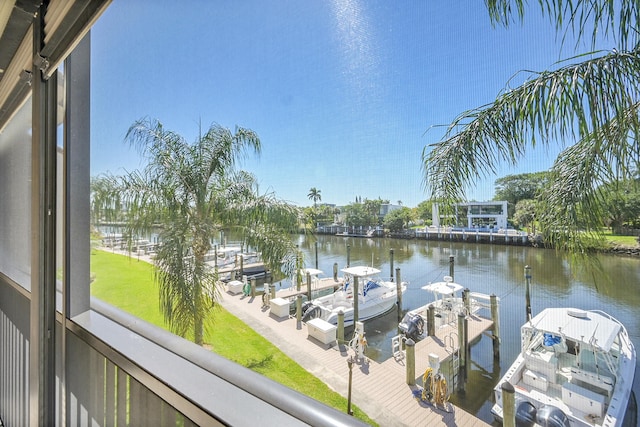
[90,0,603,207]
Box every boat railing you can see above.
[468,291,496,311]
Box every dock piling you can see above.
[457,313,468,391]
[395,268,402,320]
[390,249,394,281]
[347,244,351,268]
[449,256,454,280]
[250,278,256,298]
[427,304,435,336]
[306,272,312,301]
[491,294,500,359]
[501,382,516,427]
[296,294,302,323]
[333,263,338,282]
[463,288,470,313]
[405,338,416,385]
[337,309,345,344]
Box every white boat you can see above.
[491,308,636,427]
[301,266,407,326]
[398,276,475,340]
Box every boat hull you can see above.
[491,308,636,427]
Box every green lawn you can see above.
[602,231,639,247]
[90,249,376,425]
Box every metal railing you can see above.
[0,277,368,426]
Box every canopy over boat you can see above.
[341,266,381,277]
[528,307,622,353]
[300,268,323,276]
[421,279,464,295]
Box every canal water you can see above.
[290,234,640,425]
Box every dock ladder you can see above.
[391,334,404,360]
[444,332,459,394]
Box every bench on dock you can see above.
[306,318,337,347]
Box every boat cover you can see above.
[528,308,622,352]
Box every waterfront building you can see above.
[432,201,508,230]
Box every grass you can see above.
[602,231,639,247]
[90,249,376,425]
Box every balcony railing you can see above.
[0,276,366,426]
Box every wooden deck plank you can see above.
[220,290,492,427]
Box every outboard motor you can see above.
[301,304,322,322]
[514,399,536,427]
[536,405,571,427]
[399,313,424,340]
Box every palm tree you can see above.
[423,0,640,252]
[119,118,300,345]
[307,187,322,207]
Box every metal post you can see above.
[405,338,416,385]
[449,255,454,280]
[390,249,394,281]
[491,294,500,359]
[501,382,516,427]
[347,356,354,415]
[525,265,532,322]
[353,276,359,325]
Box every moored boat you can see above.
[301,266,407,326]
[491,308,636,427]
[398,275,479,341]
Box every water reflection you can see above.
[295,234,640,423]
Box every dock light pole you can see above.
[347,356,354,415]
[525,265,532,322]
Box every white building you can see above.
[432,201,508,229]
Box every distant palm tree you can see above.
[423,0,640,252]
[119,118,299,345]
[308,187,322,207]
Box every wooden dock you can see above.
[220,290,493,426]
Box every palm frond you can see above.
[485,0,640,51]
[423,47,640,204]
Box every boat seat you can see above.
[524,348,558,384]
[562,381,605,419]
[570,367,614,398]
